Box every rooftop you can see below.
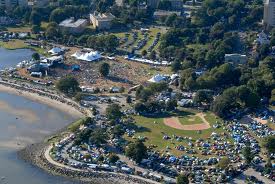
[59,18,87,28]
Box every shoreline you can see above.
[0,80,157,184]
[18,143,156,184]
[0,82,84,118]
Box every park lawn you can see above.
[7,25,32,32]
[267,121,275,130]
[126,110,229,157]
[0,40,28,49]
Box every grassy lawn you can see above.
[125,109,230,157]
[0,40,28,49]
[177,110,204,125]
[0,40,48,56]
[6,25,32,32]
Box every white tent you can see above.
[48,47,64,55]
[71,51,102,62]
[148,74,167,83]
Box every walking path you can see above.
[164,113,211,130]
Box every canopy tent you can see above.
[148,74,167,83]
[48,47,64,55]
[71,51,102,62]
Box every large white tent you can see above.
[71,51,102,61]
[48,47,64,55]
[148,74,167,83]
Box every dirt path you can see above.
[164,113,211,131]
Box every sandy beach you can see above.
[0,84,83,118]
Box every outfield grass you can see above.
[125,109,230,157]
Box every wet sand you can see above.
[0,84,83,118]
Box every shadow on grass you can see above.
[140,109,195,119]
[127,122,151,133]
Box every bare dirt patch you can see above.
[164,113,210,131]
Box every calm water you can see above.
[0,48,34,69]
[0,48,82,183]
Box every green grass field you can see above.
[125,109,231,157]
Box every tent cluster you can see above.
[71,51,102,62]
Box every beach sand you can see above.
[0,84,83,118]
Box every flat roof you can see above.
[59,18,87,28]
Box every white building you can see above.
[224,54,247,65]
[264,0,275,28]
[59,18,88,34]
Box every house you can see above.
[224,54,247,65]
[153,10,181,19]
[90,12,115,30]
[59,18,88,34]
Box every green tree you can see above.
[89,129,108,146]
[109,154,119,164]
[217,157,230,170]
[262,136,275,154]
[29,10,42,25]
[242,144,253,164]
[32,53,40,60]
[176,174,189,184]
[56,76,80,95]
[31,25,40,34]
[126,140,147,163]
[106,103,122,120]
[141,50,147,56]
[193,89,213,105]
[99,62,110,77]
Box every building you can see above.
[59,18,88,34]
[153,10,181,19]
[264,0,275,28]
[90,12,115,30]
[224,54,247,65]
[27,0,49,7]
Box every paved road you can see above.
[232,168,274,184]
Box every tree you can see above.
[217,157,230,170]
[126,140,147,163]
[56,76,80,95]
[176,174,189,184]
[29,10,42,25]
[193,90,213,105]
[242,144,253,164]
[32,53,40,60]
[89,129,108,146]
[262,136,275,154]
[31,25,40,34]
[171,60,182,72]
[50,8,66,23]
[99,62,110,77]
[149,50,156,60]
[126,95,132,103]
[141,50,147,56]
[109,154,119,164]
[106,103,122,120]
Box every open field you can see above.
[125,109,231,157]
